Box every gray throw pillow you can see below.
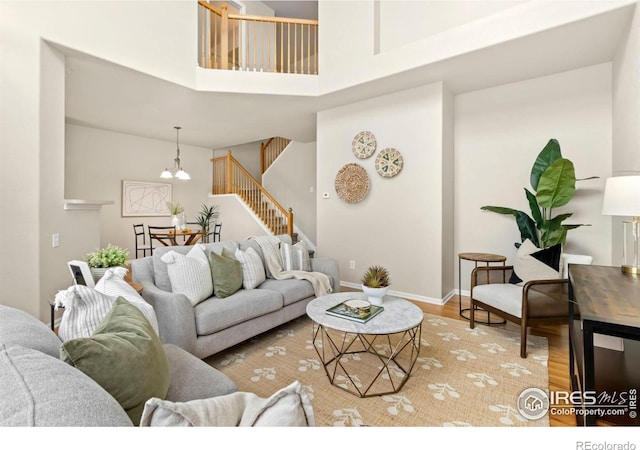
[209,248,243,298]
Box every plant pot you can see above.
[361,285,389,306]
[90,267,110,283]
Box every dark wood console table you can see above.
[568,264,640,426]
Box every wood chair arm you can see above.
[522,278,568,313]
[470,265,514,288]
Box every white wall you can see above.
[376,0,524,53]
[317,82,450,303]
[65,124,214,259]
[210,194,271,241]
[214,141,262,181]
[454,63,612,294]
[263,141,317,242]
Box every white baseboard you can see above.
[339,281,448,306]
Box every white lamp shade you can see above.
[160,169,173,179]
[602,176,640,217]
[175,169,191,180]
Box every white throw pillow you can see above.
[280,242,311,272]
[140,380,314,427]
[161,246,213,306]
[94,267,160,336]
[234,247,266,290]
[55,285,115,342]
[561,253,594,278]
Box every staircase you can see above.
[212,151,294,238]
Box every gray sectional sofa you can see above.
[131,235,340,359]
[0,305,237,426]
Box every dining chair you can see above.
[133,224,152,258]
[148,225,176,255]
[212,223,222,242]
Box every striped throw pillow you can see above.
[161,246,213,306]
[235,247,266,290]
[94,267,160,336]
[280,242,311,272]
[55,284,115,342]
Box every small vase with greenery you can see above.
[85,244,129,282]
[166,202,185,229]
[361,265,391,305]
[195,204,219,243]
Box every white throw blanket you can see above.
[248,236,332,297]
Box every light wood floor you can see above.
[410,294,577,427]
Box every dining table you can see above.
[149,229,205,247]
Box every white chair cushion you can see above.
[472,283,524,318]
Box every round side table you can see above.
[458,252,507,325]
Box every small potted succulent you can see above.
[85,244,130,282]
[361,265,391,305]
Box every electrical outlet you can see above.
[322,192,330,199]
[349,260,355,269]
[52,233,60,248]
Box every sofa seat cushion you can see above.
[0,305,61,358]
[473,283,568,319]
[0,344,133,426]
[258,279,314,306]
[194,290,283,336]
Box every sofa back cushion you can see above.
[0,305,61,358]
[152,241,239,292]
[0,343,133,426]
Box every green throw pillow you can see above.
[60,297,170,426]
[209,248,243,298]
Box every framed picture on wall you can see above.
[121,180,172,217]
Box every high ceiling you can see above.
[63,3,635,151]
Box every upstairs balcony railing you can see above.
[198,1,318,75]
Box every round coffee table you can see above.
[306,292,423,398]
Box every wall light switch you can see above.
[52,233,60,248]
[310,186,314,193]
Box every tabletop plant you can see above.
[481,138,597,249]
[195,203,219,243]
[361,265,391,288]
[85,244,129,268]
[166,202,184,215]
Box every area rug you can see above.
[205,313,549,427]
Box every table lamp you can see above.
[602,175,640,274]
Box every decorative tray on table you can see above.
[325,299,383,323]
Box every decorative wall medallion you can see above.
[335,163,370,203]
[352,131,377,159]
[375,148,403,178]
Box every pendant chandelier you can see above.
[160,126,190,180]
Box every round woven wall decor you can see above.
[375,147,403,178]
[335,163,369,203]
[352,131,377,159]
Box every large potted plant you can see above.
[85,244,130,282]
[194,203,219,243]
[481,139,597,249]
[361,265,391,305]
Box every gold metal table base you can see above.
[311,322,421,398]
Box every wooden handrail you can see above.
[211,151,294,237]
[198,1,318,75]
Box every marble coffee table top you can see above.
[306,292,424,334]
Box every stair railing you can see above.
[198,1,318,75]
[212,151,294,237]
[261,136,291,174]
